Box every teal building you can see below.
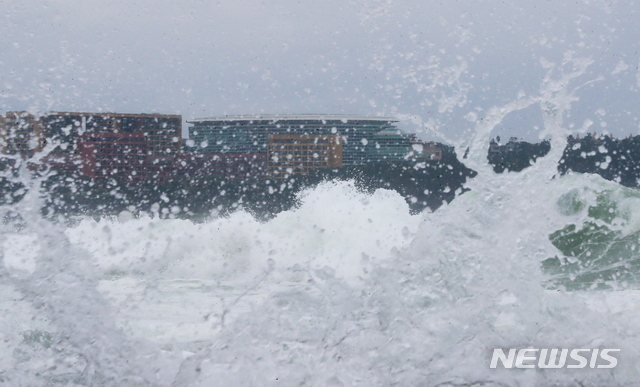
[186,114,416,165]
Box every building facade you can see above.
[38,112,182,157]
[1,111,443,183]
[0,112,44,157]
[267,134,342,178]
[407,140,443,161]
[0,111,183,183]
[186,115,400,166]
[364,129,417,162]
[79,132,148,184]
[421,141,443,160]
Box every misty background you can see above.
[1,0,639,145]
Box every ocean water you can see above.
[3,67,640,386]
[3,170,640,386]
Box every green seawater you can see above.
[543,178,640,290]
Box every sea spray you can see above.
[173,57,640,385]
[3,61,640,387]
[0,163,179,385]
[67,180,420,285]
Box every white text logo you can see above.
[490,348,620,369]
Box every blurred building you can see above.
[38,112,182,157]
[0,111,181,156]
[0,111,182,183]
[267,134,342,178]
[364,129,417,162]
[408,140,442,161]
[0,112,44,157]
[0,111,444,182]
[79,132,148,184]
[186,114,400,165]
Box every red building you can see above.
[79,132,148,184]
[2,111,273,184]
[146,155,175,185]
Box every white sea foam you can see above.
[4,168,640,386]
[65,180,420,285]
